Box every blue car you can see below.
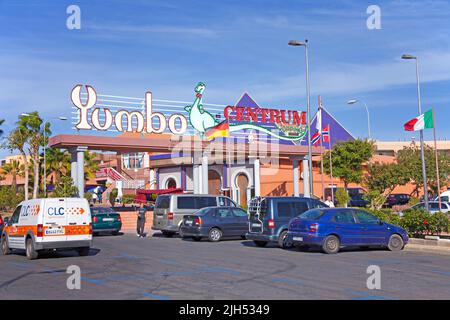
[287,208,409,254]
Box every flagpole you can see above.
[318,96,325,200]
[432,107,441,210]
[328,125,334,202]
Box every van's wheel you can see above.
[26,238,38,260]
[1,236,11,255]
[208,228,222,242]
[78,247,90,256]
[278,230,292,249]
[322,235,340,254]
[162,231,175,238]
[387,234,404,251]
[253,240,268,247]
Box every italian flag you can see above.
[404,109,434,131]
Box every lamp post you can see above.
[347,99,372,140]
[21,113,67,197]
[401,54,429,211]
[288,39,314,196]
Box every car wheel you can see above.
[26,238,38,260]
[387,234,404,251]
[322,235,340,254]
[253,240,268,247]
[192,236,202,241]
[208,228,222,242]
[1,235,11,255]
[162,231,175,238]
[278,230,292,249]
[78,247,90,256]
[241,235,247,240]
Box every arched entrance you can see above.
[208,170,222,195]
[166,178,177,189]
[236,173,249,207]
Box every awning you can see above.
[136,188,183,195]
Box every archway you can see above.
[236,173,249,207]
[166,178,177,189]
[208,170,222,195]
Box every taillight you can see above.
[93,216,98,223]
[167,212,174,220]
[89,223,93,235]
[194,217,202,226]
[268,219,275,229]
[309,223,319,233]
[37,224,44,237]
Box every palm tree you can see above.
[84,151,99,181]
[45,148,71,185]
[1,160,24,192]
[3,128,30,200]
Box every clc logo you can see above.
[48,207,65,216]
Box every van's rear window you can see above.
[155,195,171,209]
[177,197,216,209]
[299,209,325,220]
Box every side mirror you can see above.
[3,217,10,226]
[378,219,384,225]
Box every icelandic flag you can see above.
[322,125,330,143]
[311,130,321,146]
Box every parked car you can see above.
[1,198,92,260]
[384,193,410,207]
[401,201,450,215]
[287,208,409,254]
[0,214,4,235]
[180,206,248,242]
[152,194,237,237]
[246,196,328,248]
[435,190,450,203]
[91,207,122,235]
[348,194,369,207]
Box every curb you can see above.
[405,243,450,255]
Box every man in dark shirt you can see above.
[136,202,147,238]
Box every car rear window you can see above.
[91,207,114,214]
[177,197,216,209]
[299,209,325,220]
[155,195,171,209]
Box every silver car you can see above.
[400,201,450,216]
[152,194,237,237]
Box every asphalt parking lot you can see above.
[1,233,450,300]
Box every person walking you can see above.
[136,202,147,238]
[324,195,335,208]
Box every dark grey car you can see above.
[180,206,248,242]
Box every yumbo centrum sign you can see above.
[71,82,307,141]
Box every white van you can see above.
[436,190,450,203]
[1,198,93,260]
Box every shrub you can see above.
[363,190,386,210]
[428,212,450,235]
[408,197,420,206]
[109,188,118,207]
[399,209,431,237]
[122,194,135,204]
[53,176,78,198]
[366,208,401,226]
[335,188,350,207]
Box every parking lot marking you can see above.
[143,292,171,300]
[81,277,106,285]
[347,289,395,300]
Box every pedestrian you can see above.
[324,195,335,208]
[136,202,147,238]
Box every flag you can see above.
[316,98,322,134]
[205,121,229,140]
[404,109,434,131]
[311,131,321,146]
[322,125,330,143]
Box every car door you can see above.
[331,210,364,246]
[354,210,387,245]
[215,207,235,236]
[6,205,22,249]
[231,207,249,236]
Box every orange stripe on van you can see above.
[4,225,90,237]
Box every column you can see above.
[77,146,88,198]
[193,162,200,194]
[70,149,78,189]
[302,156,310,198]
[201,153,208,194]
[253,158,261,197]
[149,169,156,190]
[293,159,300,197]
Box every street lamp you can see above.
[21,113,67,197]
[289,39,314,197]
[347,99,372,140]
[401,54,429,211]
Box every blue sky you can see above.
[1,0,449,157]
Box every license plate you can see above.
[103,218,114,222]
[185,220,193,226]
[45,228,65,235]
[293,237,303,241]
[252,223,262,227]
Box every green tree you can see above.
[53,176,78,197]
[1,160,24,192]
[396,143,450,196]
[45,148,71,185]
[84,151,99,181]
[109,188,118,207]
[335,188,350,207]
[323,139,374,189]
[364,162,409,195]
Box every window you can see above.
[310,199,328,209]
[232,208,248,217]
[430,203,440,210]
[277,202,294,218]
[10,205,22,224]
[333,211,356,224]
[177,197,216,209]
[121,153,144,170]
[355,210,379,224]
[299,209,325,220]
[219,197,236,207]
[216,208,233,218]
[294,201,310,214]
[155,195,171,209]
